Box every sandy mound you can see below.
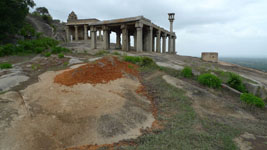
[0,57,154,150]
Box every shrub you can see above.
[44,52,51,57]
[140,57,155,67]
[58,53,64,58]
[181,67,193,78]
[0,44,16,56]
[198,73,221,88]
[123,56,142,64]
[0,63,12,69]
[241,93,265,108]
[227,73,247,93]
[0,37,59,57]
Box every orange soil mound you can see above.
[54,56,138,86]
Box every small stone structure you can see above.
[65,12,177,54]
[201,52,218,63]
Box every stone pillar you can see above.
[134,31,137,50]
[90,26,97,49]
[152,36,155,52]
[108,31,111,49]
[135,22,143,52]
[84,25,88,40]
[168,35,171,53]
[121,25,129,51]
[169,36,174,53]
[74,25,78,41]
[115,31,121,49]
[102,26,110,50]
[156,30,161,53]
[128,34,131,50]
[162,33,167,53]
[148,27,153,52]
[173,36,176,54]
[65,26,70,42]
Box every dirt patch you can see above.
[234,132,267,150]
[54,56,138,86]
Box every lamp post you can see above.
[168,13,175,33]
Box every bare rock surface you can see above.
[0,67,154,150]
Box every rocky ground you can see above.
[0,47,267,150]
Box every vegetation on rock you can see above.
[198,73,222,88]
[0,63,12,69]
[181,66,193,78]
[241,93,265,108]
[227,73,247,93]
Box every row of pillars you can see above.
[66,22,176,53]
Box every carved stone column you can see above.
[90,26,97,49]
[173,36,176,54]
[102,26,110,50]
[74,25,78,41]
[121,25,129,51]
[135,22,143,52]
[156,30,161,53]
[115,31,121,49]
[162,33,167,53]
[84,25,88,40]
[65,26,70,42]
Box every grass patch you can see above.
[0,63,12,69]
[31,64,40,70]
[58,53,64,58]
[124,56,157,68]
[44,52,51,57]
[95,50,109,56]
[112,51,121,56]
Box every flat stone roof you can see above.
[67,16,175,36]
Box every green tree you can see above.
[0,0,35,44]
[35,7,49,16]
[33,7,53,24]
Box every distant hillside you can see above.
[220,57,267,72]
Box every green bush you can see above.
[44,52,51,57]
[140,57,155,67]
[58,53,64,58]
[123,56,142,64]
[19,23,36,39]
[181,67,193,78]
[227,73,247,93]
[123,56,157,68]
[0,44,16,56]
[0,36,59,57]
[0,63,12,69]
[198,73,222,88]
[241,93,265,108]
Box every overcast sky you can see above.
[33,0,267,58]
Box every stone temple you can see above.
[65,12,177,54]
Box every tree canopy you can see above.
[0,0,35,44]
